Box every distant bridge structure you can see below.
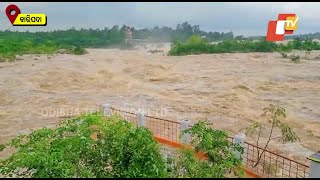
[131,39,153,46]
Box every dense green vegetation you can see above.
[0,114,167,178]
[134,21,234,42]
[2,21,319,60]
[0,27,124,60]
[168,35,320,56]
[0,113,243,178]
[285,32,320,40]
[0,22,235,61]
[241,32,320,41]
[171,121,244,178]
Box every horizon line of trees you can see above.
[0,22,235,43]
[0,21,236,60]
[168,35,320,56]
[1,21,320,60]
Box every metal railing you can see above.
[229,138,309,178]
[111,107,181,142]
[109,106,310,178]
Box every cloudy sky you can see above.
[1,2,319,36]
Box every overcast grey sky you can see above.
[1,2,319,36]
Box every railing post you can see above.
[137,110,146,127]
[180,119,190,144]
[308,152,320,178]
[233,132,246,160]
[102,103,112,117]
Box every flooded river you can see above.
[1,46,319,161]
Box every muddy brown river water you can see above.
[0,46,319,162]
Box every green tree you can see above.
[0,114,167,178]
[242,104,299,168]
[170,121,244,178]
